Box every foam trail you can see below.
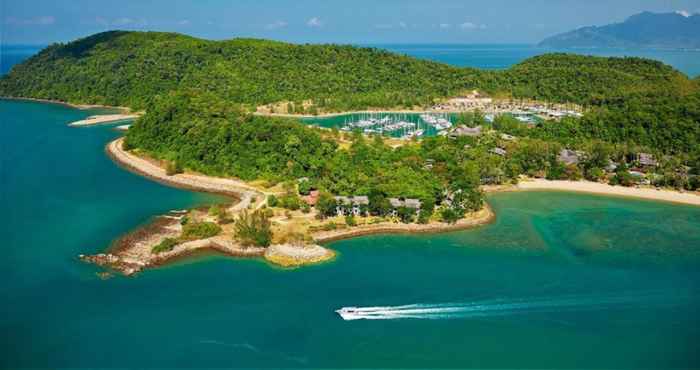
[336,291,689,321]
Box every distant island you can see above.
[539,11,700,49]
[1,31,699,275]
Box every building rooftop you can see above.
[558,149,581,165]
[451,125,482,137]
[404,199,422,209]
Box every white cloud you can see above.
[375,21,408,30]
[265,20,288,30]
[459,21,487,30]
[676,10,691,17]
[105,17,148,27]
[439,23,451,29]
[113,17,134,25]
[178,19,191,26]
[307,17,323,28]
[5,15,55,26]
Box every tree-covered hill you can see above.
[539,11,700,49]
[1,31,698,153]
[506,53,694,105]
[1,31,694,110]
[0,31,480,111]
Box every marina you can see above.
[303,112,454,138]
[301,111,542,138]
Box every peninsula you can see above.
[1,30,699,275]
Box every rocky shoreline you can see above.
[86,137,497,276]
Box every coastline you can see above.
[254,108,442,119]
[70,114,140,127]
[106,138,264,203]
[312,206,495,244]
[0,96,131,112]
[515,178,700,207]
[98,137,699,276]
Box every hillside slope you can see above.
[539,11,700,49]
[1,31,698,153]
[0,31,484,111]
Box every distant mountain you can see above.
[539,11,700,49]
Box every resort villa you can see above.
[334,196,370,216]
[388,198,423,216]
[450,125,483,138]
[558,149,583,166]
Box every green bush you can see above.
[267,195,278,207]
[345,214,357,227]
[152,238,178,254]
[165,160,183,176]
[298,180,313,195]
[440,207,463,224]
[180,222,222,241]
[234,210,272,247]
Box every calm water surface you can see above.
[2,45,700,369]
[374,44,700,77]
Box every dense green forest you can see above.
[1,31,699,218]
[125,90,482,221]
[1,31,698,153]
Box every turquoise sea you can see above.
[375,44,700,78]
[1,46,700,368]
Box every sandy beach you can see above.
[69,114,140,127]
[516,178,700,206]
[107,138,265,207]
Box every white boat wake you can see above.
[335,292,688,320]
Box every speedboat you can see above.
[335,307,363,320]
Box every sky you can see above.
[2,0,700,45]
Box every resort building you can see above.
[450,125,482,138]
[303,190,320,206]
[490,147,507,156]
[388,198,423,216]
[558,149,582,166]
[636,153,658,168]
[334,196,369,217]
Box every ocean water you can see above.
[375,44,700,77]
[2,46,700,368]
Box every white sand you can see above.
[517,179,700,206]
[107,138,265,212]
[69,114,140,127]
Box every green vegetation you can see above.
[152,238,178,254]
[180,221,222,241]
[1,31,698,153]
[234,210,272,247]
[165,160,183,176]
[209,205,233,224]
[1,31,698,220]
